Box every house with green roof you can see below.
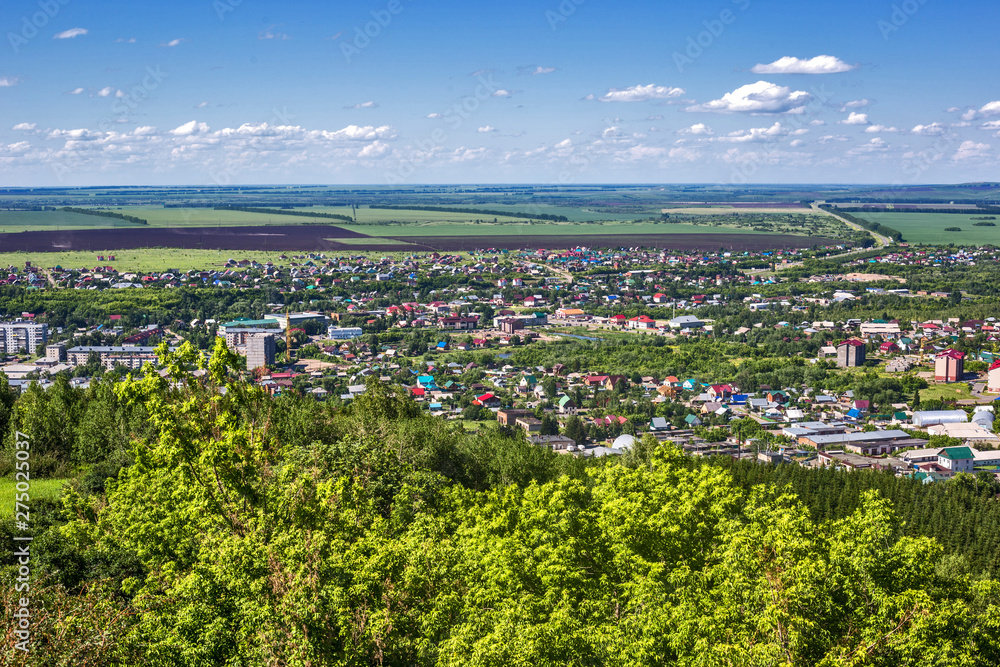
[937,446,976,473]
[557,395,578,415]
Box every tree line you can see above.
[213,206,355,223]
[368,204,570,221]
[60,207,148,225]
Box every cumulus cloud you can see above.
[195,101,209,109]
[160,38,187,47]
[317,124,395,141]
[751,55,856,74]
[54,28,88,39]
[865,125,899,133]
[170,120,210,136]
[953,140,991,161]
[598,84,685,102]
[67,87,84,95]
[841,99,870,110]
[526,66,556,75]
[358,141,390,158]
[980,101,1000,116]
[12,123,36,131]
[847,137,889,155]
[425,113,443,119]
[839,112,869,125]
[686,81,810,114]
[491,89,513,98]
[116,37,136,43]
[0,77,20,87]
[911,123,946,136]
[477,126,496,133]
[345,101,379,109]
[677,123,714,136]
[790,139,806,147]
[717,122,788,143]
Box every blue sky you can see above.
[2,0,999,185]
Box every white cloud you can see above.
[677,123,714,136]
[841,99,870,110]
[809,120,825,126]
[839,112,869,125]
[911,123,946,136]
[96,87,116,97]
[865,125,899,133]
[317,124,395,141]
[847,137,889,155]
[668,147,701,161]
[358,141,390,158]
[67,87,84,95]
[160,38,186,47]
[345,101,379,109]
[790,139,805,147]
[195,101,209,109]
[116,37,136,44]
[491,89,513,98]
[980,120,1000,131]
[54,28,88,39]
[717,122,788,143]
[532,66,556,75]
[953,140,991,161]
[477,126,496,133]
[554,139,572,149]
[170,120,210,136]
[12,123,36,131]
[818,135,848,143]
[750,55,856,74]
[258,25,289,40]
[425,113,443,119]
[686,81,810,114]
[0,77,20,87]
[599,84,685,102]
[133,126,157,136]
[980,101,1000,116]
[962,109,978,122]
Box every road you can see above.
[811,202,891,248]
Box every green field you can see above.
[340,220,801,238]
[0,477,68,516]
[855,212,1000,244]
[0,248,321,273]
[0,210,147,231]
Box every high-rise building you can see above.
[0,321,48,355]
[935,349,965,383]
[836,339,866,368]
[246,333,276,371]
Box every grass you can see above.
[854,212,1000,245]
[919,383,975,402]
[0,248,320,273]
[0,477,69,516]
[0,210,141,231]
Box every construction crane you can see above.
[285,306,292,364]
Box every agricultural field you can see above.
[0,209,142,232]
[0,248,322,273]
[854,212,1000,244]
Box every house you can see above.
[708,384,733,400]
[529,434,576,450]
[684,414,702,427]
[937,446,975,473]
[555,307,586,319]
[879,341,900,354]
[474,393,501,408]
[584,375,609,387]
[557,395,578,415]
[669,315,703,330]
[604,375,627,391]
[649,417,670,431]
[497,408,533,426]
[935,349,965,383]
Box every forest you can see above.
[4,340,1000,666]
